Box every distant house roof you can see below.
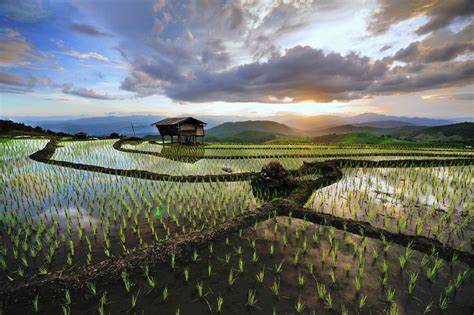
[74,132,87,135]
[151,117,206,126]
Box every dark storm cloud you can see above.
[69,23,112,37]
[369,0,474,35]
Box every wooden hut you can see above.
[152,117,206,144]
[74,132,88,139]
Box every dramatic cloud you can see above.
[119,0,362,100]
[64,50,109,62]
[422,20,473,48]
[124,45,386,102]
[3,0,474,117]
[0,71,51,93]
[372,61,474,94]
[0,29,45,67]
[369,0,474,35]
[116,0,474,104]
[392,42,474,63]
[0,71,50,86]
[123,44,474,103]
[69,23,112,37]
[369,0,474,34]
[62,83,115,100]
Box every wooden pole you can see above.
[130,122,136,137]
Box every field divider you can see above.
[29,139,474,182]
[114,139,474,161]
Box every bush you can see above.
[251,160,295,201]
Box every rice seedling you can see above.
[270,277,280,297]
[162,286,169,302]
[87,282,97,296]
[316,281,327,301]
[256,267,265,284]
[439,294,450,310]
[64,289,71,306]
[183,267,190,283]
[246,289,258,309]
[298,271,305,287]
[408,271,419,295]
[295,296,305,314]
[130,288,140,310]
[98,292,107,315]
[238,257,245,273]
[274,259,284,275]
[324,291,333,309]
[32,294,39,313]
[196,281,204,299]
[358,294,367,311]
[426,258,444,281]
[121,271,132,292]
[386,287,396,303]
[62,305,70,315]
[216,296,224,313]
[228,268,237,286]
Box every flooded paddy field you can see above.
[52,140,473,175]
[1,139,473,314]
[307,166,474,253]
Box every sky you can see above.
[0,0,473,119]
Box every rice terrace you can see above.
[1,0,474,314]
[1,120,473,314]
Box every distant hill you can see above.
[206,120,305,142]
[0,120,69,137]
[314,123,474,145]
[5,113,473,136]
[315,122,422,136]
[286,113,455,132]
[394,122,474,145]
[352,120,415,128]
[7,113,472,139]
[316,124,385,135]
[284,115,345,131]
[348,113,452,126]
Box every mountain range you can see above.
[5,113,472,137]
[2,113,473,145]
